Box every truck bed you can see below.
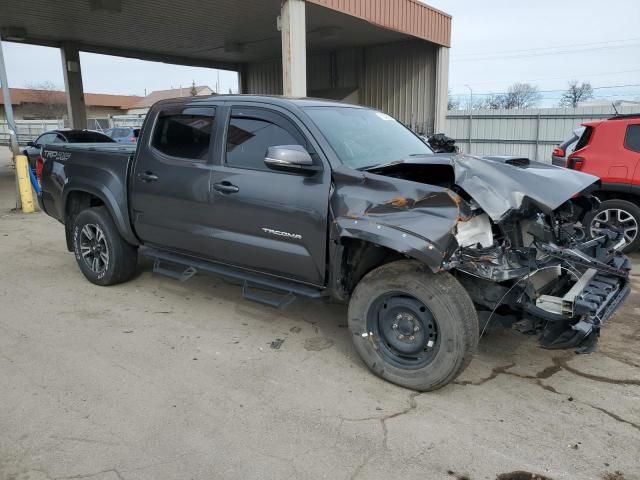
[39,142,139,246]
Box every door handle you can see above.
[138,171,159,182]
[213,182,239,194]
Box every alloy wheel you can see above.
[590,208,638,245]
[79,223,109,273]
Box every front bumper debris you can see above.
[455,232,631,353]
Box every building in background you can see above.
[1,0,452,135]
[126,85,214,115]
[0,87,140,121]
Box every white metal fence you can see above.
[444,105,637,163]
[0,115,146,146]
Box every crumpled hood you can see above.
[373,154,600,222]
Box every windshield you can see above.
[304,106,432,169]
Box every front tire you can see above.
[348,260,479,391]
[72,207,138,286]
[585,199,640,253]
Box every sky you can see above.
[426,0,640,106]
[1,44,240,97]
[2,0,640,106]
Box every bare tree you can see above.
[467,94,505,110]
[447,89,460,110]
[23,81,67,119]
[502,83,542,109]
[559,80,594,108]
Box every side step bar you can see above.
[142,247,327,308]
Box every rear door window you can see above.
[624,124,640,153]
[151,107,216,161]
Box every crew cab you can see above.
[566,114,640,252]
[38,96,630,391]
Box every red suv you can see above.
[566,114,640,252]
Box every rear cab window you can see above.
[151,107,216,161]
[63,131,114,142]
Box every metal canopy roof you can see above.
[0,0,450,70]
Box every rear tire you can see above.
[72,207,137,286]
[584,199,640,253]
[348,260,478,391]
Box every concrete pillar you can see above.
[60,44,87,129]
[434,46,450,134]
[280,0,307,97]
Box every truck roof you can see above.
[153,94,366,110]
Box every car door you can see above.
[207,104,331,286]
[130,102,222,256]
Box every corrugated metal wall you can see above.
[360,41,436,134]
[245,40,438,134]
[306,0,451,47]
[245,60,283,95]
[445,105,637,162]
[245,48,362,95]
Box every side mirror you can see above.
[264,145,320,174]
[27,141,37,148]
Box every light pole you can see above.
[0,36,22,210]
[465,84,473,152]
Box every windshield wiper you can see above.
[362,159,405,171]
[361,154,430,172]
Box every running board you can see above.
[242,282,297,309]
[143,247,327,307]
[153,260,197,282]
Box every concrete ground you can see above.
[0,147,638,480]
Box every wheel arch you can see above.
[62,183,139,251]
[331,223,450,299]
[591,186,640,205]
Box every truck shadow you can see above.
[134,257,566,379]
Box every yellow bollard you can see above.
[15,155,35,213]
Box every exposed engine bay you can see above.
[365,154,631,352]
[450,198,629,351]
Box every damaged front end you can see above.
[451,201,630,352]
[360,154,631,352]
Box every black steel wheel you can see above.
[349,260,478,391]
[367,293,440,369]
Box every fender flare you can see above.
[335,217,449,272]
[62,179,139,246]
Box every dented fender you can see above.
[334,217,449,270]
[330,167,466,270]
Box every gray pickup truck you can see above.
[38,95,630,391]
